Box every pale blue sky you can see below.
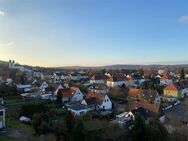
[0,0,188,66]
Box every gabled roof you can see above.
[107,73,127,82]
[86,92,106,105]
[129,101,160,113]
[164,81,188,91]
[164,83,178,91]
[61,87,79,97]
[128,88,159,103]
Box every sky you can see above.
[0,0,188,67]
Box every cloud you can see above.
[179,16,188,23]
[0,42,14,47]
[0,11,5,16]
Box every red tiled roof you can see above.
[164,83,178,91]
[61,87,78,97]
[128,101,160,113]
[86,92,105,105]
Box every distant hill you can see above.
[0,60,188,70]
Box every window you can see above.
[103,106,105,109]
[107,99,109,102]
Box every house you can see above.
[33,69,43,79]
[156,74,173,86]
[40,81,48,90]
[125,75,135,87]
[68,104,91,116]
[40,93,52,100]
[0,106,5,129]
[17,84,32,93]
[88,83,109,94]
[82,92,112,110]
[78,71,89,79]
[163,81,188,98]
[111,112,134,128]
[112,108,148,128]
[128,88,161,104]
[132,74,145,82]
[61,87,83,103]
[54,84,65,95]
[70,73,80,81]
[106,73,126,87]
[90,74,109,84]
[128,88,161,113]
[52,72,62,83]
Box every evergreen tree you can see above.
[129,113,147,141]
[180,68,185,80]
[56,89,62,104]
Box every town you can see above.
[0,60,188,141]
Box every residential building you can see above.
[61,87,83,103]
[90,74,109,84]
[88,83,109,94]
[106,73,126,87]
[68,104,91,116]
[82,92,112,110]
[163,81,188,98]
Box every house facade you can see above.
[106,73,126,87]
[82,92,112,110]
[40,81,48,90]
[68,105,91,116]
[163,81,188,98]
[90,74,108,84]
[61,87,83,103]
[88,83,109,94]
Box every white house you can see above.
[88,83,109,94]
[40,93,52,100]
[156,75,173,86]
[82,92,112,110]
[40,81,48,90]
[54,84,64,95]
[17,84,32,92]
[68,104,91,116]
[61,87,84,103]
[90,74,108,84]
[106,73,126,87]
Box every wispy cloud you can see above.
[0,42,14,47]
[0,11,5,16]
[179,15,188,23]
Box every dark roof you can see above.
[69,104,89,111]
[108,73,127,82]
[84,97,97,105]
